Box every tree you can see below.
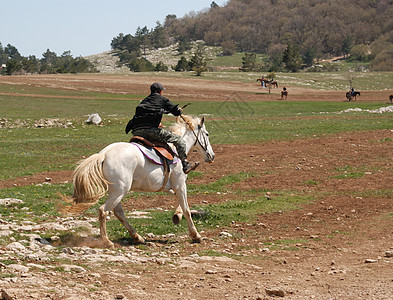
[174,56,190,71]
[135,26,151,57]
[128,57,154,72]
[154,61,168,72]
[151,22,169,49]
[211,1,219,9]
[22,56,40,74]
[0,43,8,65]
[282,44,303,72]
[178,36,192,54]
[221,40,237,56]
[42,49,57,64]
[241,52,256,71]
[5,44,22,60]
[303,46,317,67]
[5,59,22,75]
[189,43,207,76]
[350,44,369,61]
[342,36,353,58]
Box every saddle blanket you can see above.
[132,142,180,166]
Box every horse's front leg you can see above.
[176,187,201,243]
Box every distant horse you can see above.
[389,95,393,103]
[281,90,288,100]
[257,78,278,88]
[257,78,269,87]
[346,91,360,101]
[61,115,215,248]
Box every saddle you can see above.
[130,136,178,192]
[130,136,177,160]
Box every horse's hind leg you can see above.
[99,184,134,248]
[99,205,114,248]
[113,203,145,244]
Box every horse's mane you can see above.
[169,115,200,136]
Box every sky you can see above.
[1,0,227,58]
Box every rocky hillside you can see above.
[85,42,221,73]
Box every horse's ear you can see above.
[200,116,205,126]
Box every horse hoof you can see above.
[192,234,202,243]
[172,214,182,225]
[103,241,115,249]
[133,234,145,244]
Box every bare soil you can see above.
[1,75,392,299]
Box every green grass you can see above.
[104,189,314,242]
[0,183,71,222]
[2,82,392,180]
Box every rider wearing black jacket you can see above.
[126,82,199,174]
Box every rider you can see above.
[125,82,199,174]
[350,87,355,95]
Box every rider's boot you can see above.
[182,160,200,174]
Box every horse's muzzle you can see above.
[205,152,215,163]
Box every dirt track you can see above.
[1,74,392,299]
[1,73,392,102]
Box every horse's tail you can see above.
[59,153,109,215]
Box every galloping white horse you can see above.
[61,115,215,248]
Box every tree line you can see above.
[0,43,97,75]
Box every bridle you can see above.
[180,114,212,161]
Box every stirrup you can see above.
[183,161,200,174]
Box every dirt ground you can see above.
[1,75,392,299]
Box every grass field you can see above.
[0,72,392,243]
[1,81,391,180]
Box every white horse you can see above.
[61,115,215,248]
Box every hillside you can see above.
[106,0,393,72]
[167,0,393,53]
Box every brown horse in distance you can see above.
[257,78,278,88]
[346,91,360,101]
[281,90,288,100]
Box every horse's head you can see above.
[194,116,215,163]
[174,115,215,163]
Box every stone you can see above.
[1,289,19,300]
[85,113,102,125]
[220,231,232,238]
[385,251,393,258]
[364,259,378,263]
[0,230,13,237]
[8,264,30,273]
[61,264,86,273]
[0,198,24,205]
[6,242,25,251]
[265,287,285,297]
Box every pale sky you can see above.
[1,0,227,58]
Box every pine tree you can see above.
[189,43,207,76]
[282,44,303,72]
